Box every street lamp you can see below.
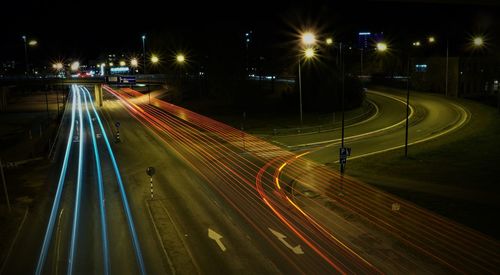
[70,61,80,72]
[472,36,484,47]
[298,31,316,126]
[22,36,37,76]
[176,54,185,63]
[142,35,147,74]
[119,60,126,66]
[130,58,138,73]
[130,58,138,67]
[151,55,159,64]
[52,62,64,116]
[376,42,388,52]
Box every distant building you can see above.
[358,32,384,49]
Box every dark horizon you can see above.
[1,0,499,64]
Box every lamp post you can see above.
[130,58,138,74]
[142,35,147,74]
[148,55,159,104]
[22,36,28,76]
[176,53,186,91]
[376,42,413,158]
[298,32,316,126]
[52,63,63,117]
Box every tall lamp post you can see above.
[22,36,38,76]
[176,53,186,90]
[142,35,147,74]
[298,32,316,126]
[149,54,159,104]
[22,36,28,76]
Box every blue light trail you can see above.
[82,86,146,275]
[35,85,77,275]
[67,87,85,275]
[82,87,110,275]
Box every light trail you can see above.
[104,86,379,273]
[81,87,110,275]
[67,87,85,275]
[82,86,146,275]
[35,85,77,275]
[104,86,500,273]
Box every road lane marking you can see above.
[208,228,226,252]
[268,228,304,254]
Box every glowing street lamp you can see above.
[428,36,436,43]
[304,48,315,58]
[376,42,388,52]
[151,55,159,64]
[53,62,63,70]
[176,54,185,63]
[142,35,147,74]
[130,58,138,67]
[325,37,333,45]
[70,61,80,72]
[119,60,126,66]
[22,36,38,76]
[472,36,484,47]
[302,32,316,46]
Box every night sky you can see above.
[1,0,499,64]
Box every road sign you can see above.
[146,167,156,177]
[120,76,136,84]
[115,121,120,128]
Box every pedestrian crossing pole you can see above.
[150,176,153,199]
[115,121,121,143]
[146,166,156,200]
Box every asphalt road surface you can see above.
[3,85,498,274]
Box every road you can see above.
[272,90,469,161]
[3,85,498,274]
[2,85,166,274]
[99,86,499,273]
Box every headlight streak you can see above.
[104,86,500,273]
[67,86,85,275]
[124,87,497,272]
[82,86,146,275]
[81,87,110,275]
[103,88,316,273]
[275,153,496,273]
[103,86,379,273]
[35,85,77,275]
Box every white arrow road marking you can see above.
[208,228,226,252]
[269,228,304,254]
